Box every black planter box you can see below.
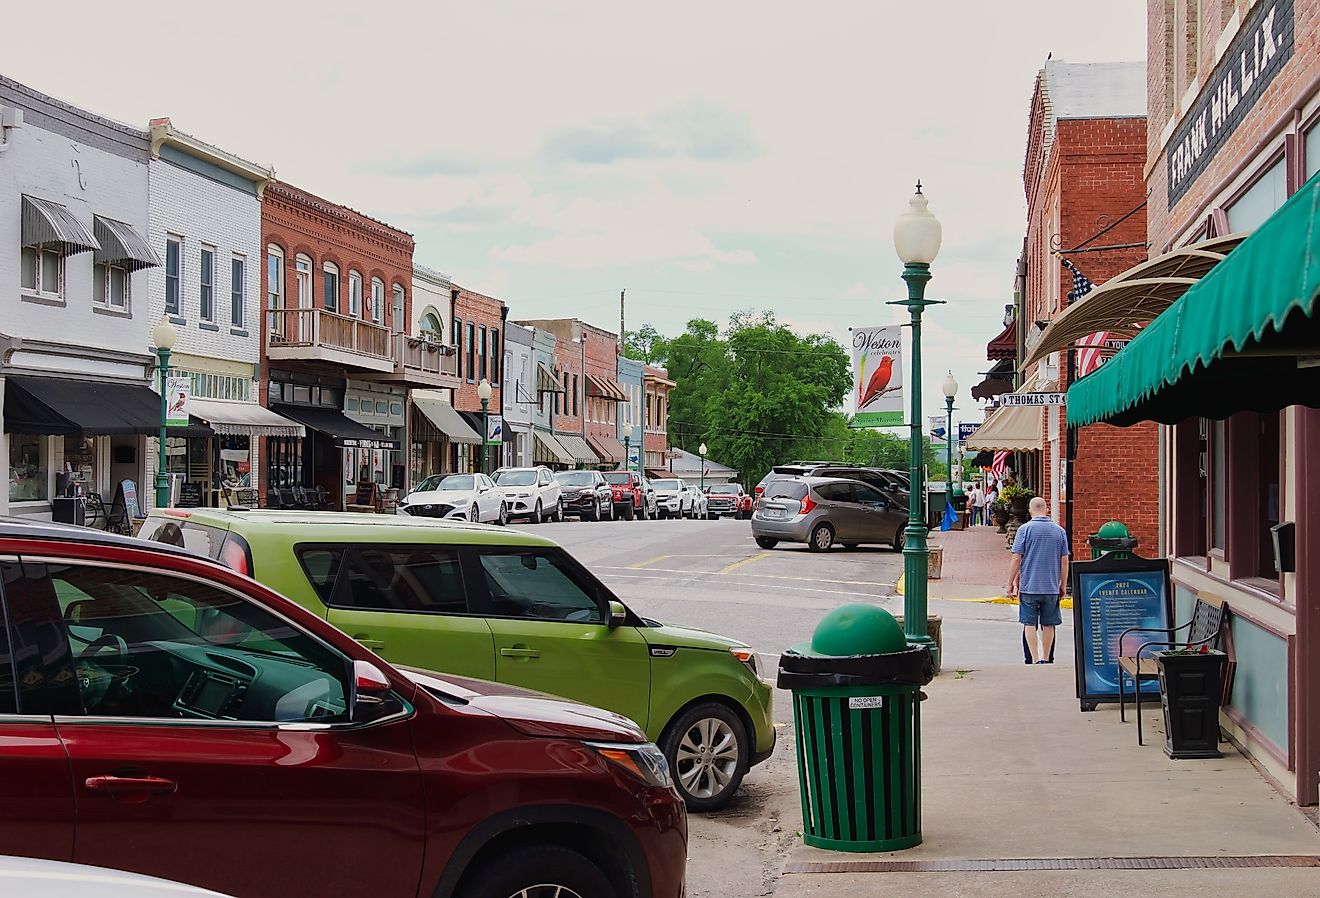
[1155,651,1227,759]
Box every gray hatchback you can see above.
[751,476,907,552]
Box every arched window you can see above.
[348,270,363,318]
[295,254,313,308]
[392,283,406,334]
[370,277,385,325]
[420,311,443,341]
[322,261,340,314]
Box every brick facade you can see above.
[643,365,674,469]
[452,286,506,414]
[581,322,621,453]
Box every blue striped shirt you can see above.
[1012,515,1070,594]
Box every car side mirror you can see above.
[351,659,396,722]
[607,600,628,629]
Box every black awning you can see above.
[271,404,401,450]
[3,375,212,437]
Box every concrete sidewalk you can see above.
[772,662,1320,896]
[896,523,1018,602]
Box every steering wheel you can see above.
[78,633,129,665]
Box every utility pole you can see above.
[620,289,626,350]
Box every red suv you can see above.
[603,470,647,520]
[0,518,685,898]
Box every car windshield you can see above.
[494,470,537,486]
[432,474,474,491]
[709,485,738,494]
[651,479,680,490]
[556,471,596,486]
[765,481,808,501]
[603,473,632,485]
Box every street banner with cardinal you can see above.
[851,325,904,427]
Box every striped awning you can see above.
[21,196,100,255]
[536,362,565,394]
[188,399,304,437]
[586,373,627,402]
[533,429,575,466]
[587,433,626,464]
[555,433,599,464]
[94,215,162,271]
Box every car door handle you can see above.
[500,647,540,659]
[354,636,386,650]
[84,775,177,796]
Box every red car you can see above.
[704,484,753,519]
[603,470,648,520]
[0,518,685,898]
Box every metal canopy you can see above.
[1022,233,1248,370]
[93,215,162,271]
[21,196,100,255]
[962,403,1043,452]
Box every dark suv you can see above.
[0,518,686,898]
[555,470,614,520]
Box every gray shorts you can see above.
[1020,592,1062,627]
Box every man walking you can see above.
[967,482,983,526]
[1008,497,1070,663]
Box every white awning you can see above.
[188,399,305,437]
[93,215,162,271]
[413,397,481,445]
[22,195,100,255]
[963,398,1043,453]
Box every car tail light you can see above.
[754,485,764,497]
[218,533,254,577]
[799,495,817,515]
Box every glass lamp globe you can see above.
[942,371,958,399]
[152,316,178,351]
[893,185,943,265]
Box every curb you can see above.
[897,574,1072,608]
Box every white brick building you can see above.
[1,76,162,521]
[144,119,298,508]
[407,264,479,481]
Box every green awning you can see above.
[1068,171,1320,427]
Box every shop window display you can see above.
[9,435,49,502]
[60,436,97,496]
[219,436,252,490]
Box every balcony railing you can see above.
[268,308,391,360]
[395,334,458,380]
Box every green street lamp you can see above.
[698,442,708,491]
[942,371,958,520]
[151,316,178,511]
[890,183,943,665]
[477,377,492,474]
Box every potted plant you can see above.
[990,499,1011,532]
[998,483,1034,523]
[1154,645,1228,759]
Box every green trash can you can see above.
[1089,520,1138,560]
[778,604,935,852]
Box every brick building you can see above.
[262,181,446,507]
[973,59,1157,559]
[1063,0,1320,804]
[643,365,675,473]
[452,286,506,473]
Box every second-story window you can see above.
[392,283,405,334]
[295,254,313,308]
[371,277,384,324]
[348,270,363,318]
[478,325,487,380]
[490,329,500,385]
[466,322,476,381]
[165,236,182,315]
[94,261,130,309]
[21,244,64,299]
[231,256,245,329]
[453,315,463,377]
[323,262,340,314]
[572,375,579,416]
[199,246,215,322]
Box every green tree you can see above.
[623,324,665,363]
[657,319,727,452]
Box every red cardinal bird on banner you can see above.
[859,355,895,408]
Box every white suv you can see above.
[492,466,563,523]
[650,477,692,519]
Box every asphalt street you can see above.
[515,516,1076,897]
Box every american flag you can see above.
[1059,257,1108,377]
[991,450,1009,480]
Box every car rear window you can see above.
[764,481,807,501]
[141,515,227,560]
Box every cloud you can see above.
[362,151,494,178]
[492,228,756,270]
[543,100,758,165]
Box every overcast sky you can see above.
[5,0,1146,432]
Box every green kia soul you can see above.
[140,508,774,810]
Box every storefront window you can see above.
[61,436,96,496]
[9,434,49,502]
[267,437,304,490]
[218,436,252,489]
[1227,159,1286,232]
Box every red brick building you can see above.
[516,318,625,467]
[451,285,506,473]
[261,181,446,508]
[1019,59,1159,559]
[643,365,675,473]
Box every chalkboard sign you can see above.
[1070,553,1173,712]
[177,482,203,508]
[117,480,140,519]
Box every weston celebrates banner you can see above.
[851,325,904,427]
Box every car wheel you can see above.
[637,501,647,520]
[808,522,835,552]
[584,504,597,522]
[623,503,635,521]
[892,528,906,552]
[497,504,508,526]
[554,499,564,522]
[531,500,543,525]
[662,702,749,812]
[454,842,614,898]
[754,536,778,550]
[469,504,479,522]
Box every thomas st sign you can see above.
[1000,392,1065,407]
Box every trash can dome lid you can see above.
[810,604,906,656]
[1096,520,1131,539]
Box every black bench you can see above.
[1118,594,1226,746]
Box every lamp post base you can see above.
[901,523,938,668]
[155,473,171,511]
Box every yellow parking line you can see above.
[628,554,671,569]
[718,552,770,575]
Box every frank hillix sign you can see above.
[1166,0,1294,206]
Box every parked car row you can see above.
[400,466,751,525]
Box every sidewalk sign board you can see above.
[1070,552,1173,712]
